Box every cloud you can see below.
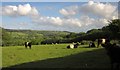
[2,6,17,16]
[59,5,78,16]
[2,4,39,17]
[32,16,82,28]
[32,15,109,32]
[80,1,117,19]
[56,1,117,32]
[32,16,82,32]
[59,1,117,19]
[32,16,62,26]
[19,22,28,26]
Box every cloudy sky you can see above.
[1,1,119,32]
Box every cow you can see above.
[101,39,120,70]
[97,38,110,47]
[25,42,32,49]
[67,44,74,49]
[67,43,79,49]
[89,41,95,48]
[74,43,79,48]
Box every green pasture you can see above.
[1,44,110,69]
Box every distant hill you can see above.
[4,28,71,36]
[1,28,72,46]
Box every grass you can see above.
[0,47,2,68]
[2,44,110,69]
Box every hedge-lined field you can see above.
[2,44,110,69]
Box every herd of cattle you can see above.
[24,38,120,70]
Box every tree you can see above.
[66,33,77,38]
[108,19,120,39]
[102,19,120,39]
[2,29,12,46]
[108,19,120,33]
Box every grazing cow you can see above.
[74,43,79,48]
[67,44,74,49]
[67,43,79,49]
[101,39,120,70]
[97,38,110,47]
[25,42,32,49]
[89,41,95,48]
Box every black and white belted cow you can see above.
[67,43,79,49]
[25,42,32,49]
[101,38,120,70]
[97,38,107,48]
[89,41,96,48]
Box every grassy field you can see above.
[1,44,110,69]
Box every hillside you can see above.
[1,28,72,46]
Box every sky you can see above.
[0,1,119,32]
[0,0,119,2]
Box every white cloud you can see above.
[2,6,18,16]
[32,16,63,26]
[17,4,32,16]
[59,1,117,19]
[80,1,117,19]
[19,22,28,26]
[32,16,82,32]
[2,4,39,17]
[32,16,82,28]
[57,1,117,32]
[32,15,109,32]
[59,5,78,16]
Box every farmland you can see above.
[1,19,120,69]
[2,44,110,69]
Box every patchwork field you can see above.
[2,44,110,69]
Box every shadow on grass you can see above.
[3,48,111,70]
